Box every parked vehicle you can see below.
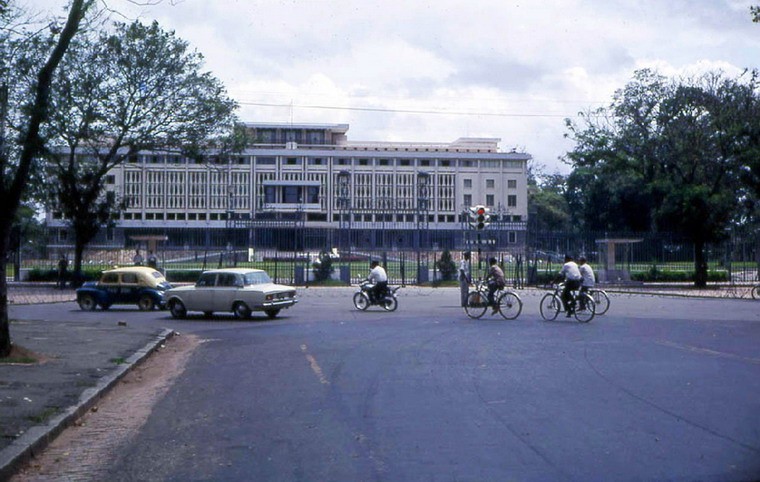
[165,268,297,319]
[353,281,401,311]
[76,266,171,311]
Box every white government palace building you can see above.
[47,122,531,251]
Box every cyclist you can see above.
[486,257,506,314]
[556,255,582,317]
[366,260,388,303]
[578,257,595,310]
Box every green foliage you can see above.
[631,266,729,283]
[435,250,457,281]
[42,19,237,277]
[564,69,760,286]
[312,251,334,282]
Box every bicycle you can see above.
[540,283,595,323]
[587,288,610,315]
[463,278,523,320]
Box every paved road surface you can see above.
[10,288,760,481]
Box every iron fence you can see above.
[9,226,760,287]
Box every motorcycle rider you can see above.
[366,260,388,303]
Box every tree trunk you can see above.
[0,0,90,357]
[73,237,85,288]
[694,239,708,288]
[0,256,9,358]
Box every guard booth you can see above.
[129,235,168,269]
[595,238,642,284]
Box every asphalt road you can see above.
[10,288,760,481]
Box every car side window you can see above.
[218,273,238,287]
[122,273,138,284]
[101,273,118,284]
[197,273,216,287]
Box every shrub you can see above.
[436,250,458,281]
[312,251,334,282]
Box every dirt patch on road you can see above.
[11,332,200,481]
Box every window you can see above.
[101,273,118,284]
[256,156,276,165]
[121,273,138,284]
[464,179,473,189]
[399,159,411,166]
[358,159,369,166]
[105,175,115,185]
[486,179,495,189]
[508,195,517,207]
[464,194,472,206]
[264,186,277,204]
[508,232,517,243]
[308,158,324,165]
[196,273,216,287]
[439,160,451,167]
[419,159,431,166]
[306,186,320,204]
[283,186,300,203]
[285,157,299,165]
[507,179,517,189]
[486,194,495,206]
[378,159,390,166]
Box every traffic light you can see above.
[468,205,490,230]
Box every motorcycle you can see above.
[353,281,401,311]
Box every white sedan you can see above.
[165,268,297,319]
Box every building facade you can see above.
[47,122,531,251]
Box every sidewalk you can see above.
[0,285,174,480]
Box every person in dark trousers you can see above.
[486,257,506,314]
[366,260,388,303]
[147,250,158,269]
[459,251,472,307]
[57,255,68,290]
[557,255,582,317]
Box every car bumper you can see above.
[262,299,298,309]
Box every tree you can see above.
[527,164,572,233]
[436,249,457,281]
[0,0,92,356]
[41,20,237,283]
[565,69,759,287]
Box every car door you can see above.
[213,273,240,311]
[100,272,120,304]
[120,272,140,303]
[187,273,217,311]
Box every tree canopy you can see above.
[37,19,238,280]
[563,69,760,286]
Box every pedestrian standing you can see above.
[57,255,68,290]
[459,251,472,307]
[147,250,158,269]
[133,249,143,266]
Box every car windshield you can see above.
[243,272,271,285]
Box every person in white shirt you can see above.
[557,255,582,317]
[367,260,388,303]
[578,257,595,310]
[459,252,471,307]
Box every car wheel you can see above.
[78,294,97,311]
[265,309,280,319]
[138,295,155,311]
[169,300,187,319]
[233,302,252,319]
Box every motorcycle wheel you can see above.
[382,296,398,312]
[353,292,370,311]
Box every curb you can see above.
[0,328,176,480]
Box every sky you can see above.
[23,0,760,174]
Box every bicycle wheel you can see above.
[574,295,595,323]
[464,291,488,319]
[539,293,561,321]
[591,290,610,315]
[752,285,760,300]
[497,291,522,320]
